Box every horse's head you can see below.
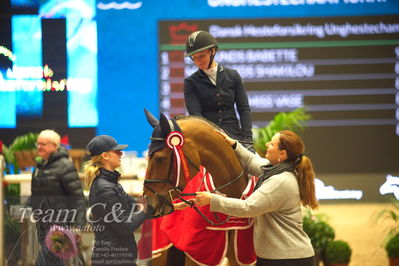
[143,109,200,217]
[143,109,247,218]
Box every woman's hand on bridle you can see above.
[195,192,212,207]
[214,130,236,147]
[173,202,191,211]
[137,195,151,214]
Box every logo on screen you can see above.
[380,174,399,200]
[169,23,198,44]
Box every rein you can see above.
[178,169,244,226]
[180,169,244,196]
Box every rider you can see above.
[183,30,255,152]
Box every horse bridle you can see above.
[144,144,244,225]
[143,148,179,217]
[144,121,245,225]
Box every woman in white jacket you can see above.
[195,130,318,266]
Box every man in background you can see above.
[30,129,86,266]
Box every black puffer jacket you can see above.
[30,145,86,227]
[89,168,148,266]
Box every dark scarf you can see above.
[254,160,298,191]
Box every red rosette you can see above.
[166,131,184,149]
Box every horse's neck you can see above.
[180,118,248,198]
[197,137,248,199]
[205,165,247,199]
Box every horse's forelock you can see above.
[148,115,221,157]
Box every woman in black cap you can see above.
[184,30,254,152]
[84,135,151,266]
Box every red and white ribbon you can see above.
[166,131,190,187]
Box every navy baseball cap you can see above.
[87,135,128,156]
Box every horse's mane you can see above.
[174,115,223,132]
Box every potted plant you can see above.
[373,198,399,265]
[324,240,352,266]
[302,209,335,266]
[386,233,399,266]
[2,132,39,174]
[253,107,310,156]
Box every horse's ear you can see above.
[159,113,171,135]
[144,108,159,128]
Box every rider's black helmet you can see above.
[185,31,218,57]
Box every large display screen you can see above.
[0,0,97,147]
[158,15,399,174]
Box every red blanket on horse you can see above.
[139,166,257,266]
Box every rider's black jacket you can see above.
[184,64,253,143]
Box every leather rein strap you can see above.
[178,169,243,226]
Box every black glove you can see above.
[145,204,155,218]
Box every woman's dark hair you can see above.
[279,130,318,209]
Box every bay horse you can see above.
[143,110,255,266]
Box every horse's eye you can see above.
[156,157,166,164]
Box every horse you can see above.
[142,110,256,266]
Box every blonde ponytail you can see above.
[84,155,102,189]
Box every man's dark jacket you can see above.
[30,145,86,229]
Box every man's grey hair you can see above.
[38,129,61,148]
